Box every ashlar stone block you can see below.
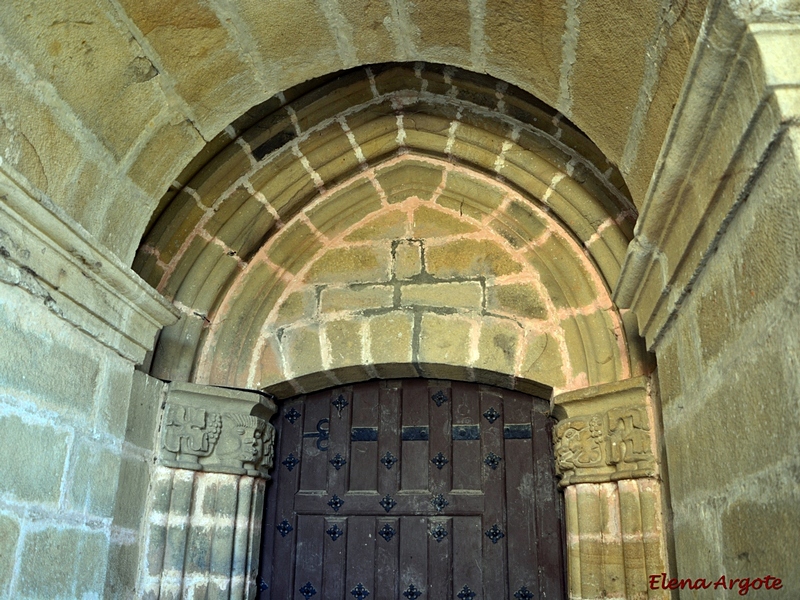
[418,313,473,367]
[475,317,522,374]
[487,283,548,320]
[368,311,416,376]
[375,160,445,204]
[426,238,522,278]
[307,179,382,238]
[68,439,122,519]
[344,209,409,242]
[324,319,363,369]
[0,413,68,504]
[320,285,394,313]
[436,170,506,221]
[411,205,479,238]
[0,512,19,597]
[401,281,483,310]
[18,526,109,598]
[305,245,391,284]
[394,240,422,279]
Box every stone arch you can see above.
[132,65,668,599]
[135,64,647,397]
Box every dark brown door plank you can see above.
[399,516,428,596]
[374,516,400,600]
[345,516,377,597]
[401,380,430,492]
[350,382,380,492]
[452,516,482,598]
[293,515,324,599]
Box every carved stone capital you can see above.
[552,377,658,486]
[158,382,277,478]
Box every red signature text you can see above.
[649,573,782,596]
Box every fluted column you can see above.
[553,377,669,599]
[138,383,276,600]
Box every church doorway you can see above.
[258,379,565,599]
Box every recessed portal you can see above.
[259,379,565,599]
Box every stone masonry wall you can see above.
[0,280,139,598]
[0,1,705,265]
[655,127,800,592]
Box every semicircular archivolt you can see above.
[137,65,645,396]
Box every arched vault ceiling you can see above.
[0,3,708,261]
[137,66,649,397]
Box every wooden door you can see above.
[258,379,565,599]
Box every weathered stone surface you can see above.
[252,334,284,389]
[290,72,376,133]
[520,332,565,388]
[484,0,563,106]
[233,0,342,92]
[297,122,362,187]
[436,170,506,221]
[123,371,165,451]
[128,117,205,198]
[394,240,422,279]
[0,312,98,416]
[622,1,707,203]
[426,238,522,278]
[249,146,318,220]
[112,454,152,530]
[476,317,521,374]
[305,245,391,283]
[104,537,140,598]
[282,324,323,378]
[570,0,657,160]
[409,0,471,63]
[324,319,363,368]
[663,341,794,501]
[95,356,135,440]
[17,527,109,598]
[401,281,483,310]
[375,160,445,204]
[307,179,382,237]
[526,236,597,309]
[0,60,79,197]
[0,512,19,596]
[721,494,800,593]
[487,283,548,320]
[346,105,403,160]
[490,199,548,246]
[267,220,324,274]
[275,288,317,324]
[68,439,122,518]
[118,0,262,136]
[336,0,395,64]
[418,313,473,367]
[368,311,416,375]
[320,285,394,313]
[345,209,408,242]
[411,205,479,238]
[145,192,207,265]
[0,0,165,159]
[0,414,68,504]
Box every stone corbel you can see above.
[157,382,277,478]
[552,376,658,486]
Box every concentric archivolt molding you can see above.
[136,64,646,397]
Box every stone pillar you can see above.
[137,383,277,600]
[553,377,669,599]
